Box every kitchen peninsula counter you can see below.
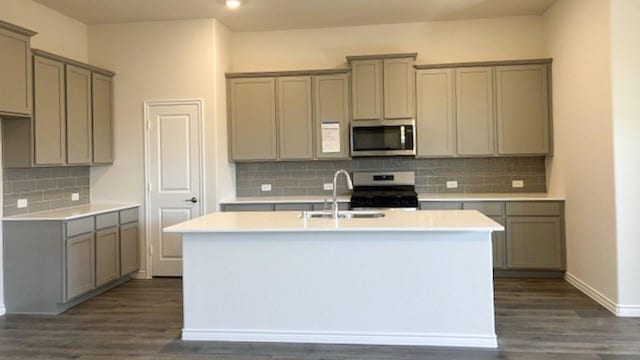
[165,210,503,348]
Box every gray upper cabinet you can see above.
[383,57,415,119]
[66,65,93,164]
[277,76,313,160]
[229,77,277,161]
[0,21,35,117]
[496,64,549,155]
[351,59,383,120]
[416,69,456,157]
[314,74,350,160]
[34,55,67,165]
[92,73,114,164]
[456,67,495,156]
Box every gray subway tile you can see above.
[35,179,58,190]
[30,168,52,179]
[13,180,35,192]
[4,169,29,181]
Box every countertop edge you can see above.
[220,194,565,205]
[2,203,141,221]
[166,227,504,234]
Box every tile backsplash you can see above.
[236,157,546,197]
[3,167,90,216]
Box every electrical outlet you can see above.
[260,184,272,192]
[71,192,80,201]
[446,181,458,189]
[512,180,524,188]
[17,199,28,208]
[323,183,334,191]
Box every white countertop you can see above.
[2,203,140,221]
[221,193,564,204]
[164,209,504,233]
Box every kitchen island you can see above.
[164,209,503,348]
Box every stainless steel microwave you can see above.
[350,119,416,157]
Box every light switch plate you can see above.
[71,193,80,201]
[512,180,525,188]
[446,181,458,189]
[323,183,334,191]
[17,199,28,208]
[260,184,272,192]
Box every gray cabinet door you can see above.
[416,69,456,157]
[383,58,415,119]
[96,226,120,286]
[33,55,66,165]
[92,73,114,164]
[314,74,350,160]
[419,202,462,210]
[66,232,95,301]
[490,216,506,269]
[277,76,313,160]
[221,203,275,212]
[456,67,495,156]
[506,216,563,270]
[66,65,93,164]
[229,78,277,160]
[496,65,549,155]
[0,27,31,116]
[351,59,382,120]
[120,222,139,275]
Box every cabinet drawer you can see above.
[66,217,94,238]
[119,208,138,224]
[222,204,274,212]
[420,202,462,210]
[463,202,504,216]
[506,202,562,216]
[96,212,118,230]
[274,203,313,211]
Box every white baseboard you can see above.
[182,329,498,348]
[0,304,6,316]
[565,272,640,317]
[617,305,640,317]
[132,270,151,280]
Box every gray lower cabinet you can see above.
[506,216,563,270]
[3,206,139,314]
[420,202,462,210]
[120,222,140,275]
[0,20,35,117]
[95,226,120,287]
[66,232,96,301]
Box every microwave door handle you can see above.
[400,126,406,146]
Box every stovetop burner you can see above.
[350,171,418,209]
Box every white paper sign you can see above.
[321,121,340,153]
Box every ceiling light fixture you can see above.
[225,0,241,9]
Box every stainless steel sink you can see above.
[300,210,386,219]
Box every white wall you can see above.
[0,0,87,62]
[213,21,235,203]
[610,0,640,313]
[88,19,219,278]
[543,0,619,304]
[0,0,88,314]
[231,16,545,72]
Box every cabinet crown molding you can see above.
[346,53,418,62]
[414,58,553,70]
[0,20,37,37]
[31,48,116,77]
[225,68,349,79]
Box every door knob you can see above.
[186,197,198,203]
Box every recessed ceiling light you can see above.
[225,0,241,8]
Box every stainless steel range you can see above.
[350,171,418,210]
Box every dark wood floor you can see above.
[0,278,639,360]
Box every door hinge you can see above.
[147,182,152,192]
[146,120,151,130]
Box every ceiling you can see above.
[33,0,557,32]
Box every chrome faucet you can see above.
[332,169,353,219]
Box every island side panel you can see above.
[181,231,496,348]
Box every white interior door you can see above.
[146,101,203,276]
